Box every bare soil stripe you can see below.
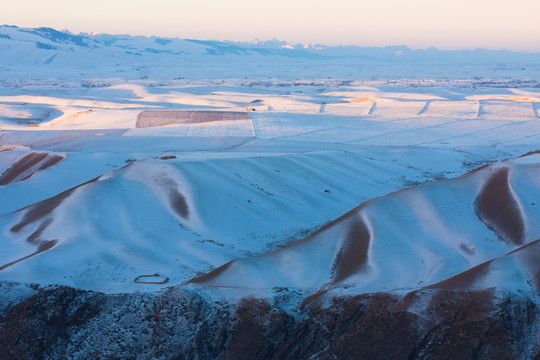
[0,240,57,272]
[475,167,525,246]
[331,215,371,284]
[10,176,101,233]
[0,152,48,185]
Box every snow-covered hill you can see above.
[0,146,538,301]
[191,155,540,300]
[1,25,540,358]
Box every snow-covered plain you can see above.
[1,26,540,303]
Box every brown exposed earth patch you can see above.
[1,218,58,272]
[169,189,189,219]
[275,289,536,360]
[331,215,370,284]
[0,146,18,152]
[427,260,493,290]
[158,178,189,219]
[0,240,57,272]
[187,208,369,286]
[0,285,537,359]
[460,242,476,255]
[3,164,135,272]
[225,298,294,359]
[0,152,64,185]
[136,110,251,128]
[189,261,235,284]
[34,154,63,173]
[475,166,525,246]
[517,149,540,158]
[189,210,371,287]
[26,218,53,245]
[429,239,540,292]
[10,176,101,233]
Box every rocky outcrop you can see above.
[1,283,538,359]
[281,290,539,360]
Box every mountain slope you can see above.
[2,150,539,300]
[1,145,478,292]
[191,155,540,300]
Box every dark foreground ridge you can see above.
[0,283,538,360]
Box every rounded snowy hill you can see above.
[191,155,540,299]
[1,147,540,299]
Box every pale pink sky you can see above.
[3,0,540,51]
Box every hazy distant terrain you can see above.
[2,25,540,80]
[1,26,539,359]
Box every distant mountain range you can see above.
[2,25,540,69]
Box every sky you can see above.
[2,0,540,51]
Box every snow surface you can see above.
[1,26,540,301]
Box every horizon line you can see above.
[2,24,540,54]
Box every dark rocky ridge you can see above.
[1,283,538,359]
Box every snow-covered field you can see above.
[1,26,540,304]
